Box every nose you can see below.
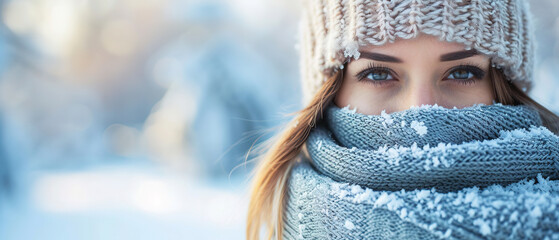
[400,82,439,110]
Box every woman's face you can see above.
[335,34,494,115]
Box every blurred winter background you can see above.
[0,0,556,239]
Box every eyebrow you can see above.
[440,49,479,61]
[360,52,403,63]
[359,49,480,63]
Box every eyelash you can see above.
[355,63,486,86]
[355,63,396,86]
[445,64,486,85]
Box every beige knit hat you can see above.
[299,0,535,103]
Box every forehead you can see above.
[359,34,468,57]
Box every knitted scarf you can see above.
[284,104,559,240]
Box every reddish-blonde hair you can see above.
[246,66,559,240]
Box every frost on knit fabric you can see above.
[284,104,559,239]
[286,164,559,240]
[316,104,553,191]
[328,171,559,239]
[410,120,427,136]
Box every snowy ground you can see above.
[0,162,248,240]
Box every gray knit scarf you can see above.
[284,104,559,240]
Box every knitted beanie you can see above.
[299,0,535,103]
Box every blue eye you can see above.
[448,69,474,80]
[355,63,396,84]
[366,70,394,81]
[446,65,486,82]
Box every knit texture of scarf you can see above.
[284,104,559,240]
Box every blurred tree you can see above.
[0,115,11,200]
[0,0,12,204]
[188,37,285,177]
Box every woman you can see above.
[248,0,559,239]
